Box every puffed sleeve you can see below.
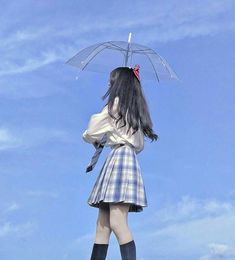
[82,105,114,144]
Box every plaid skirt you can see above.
[87,143,148,212]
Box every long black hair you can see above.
[102,67,158,142]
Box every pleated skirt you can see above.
[87,143,148,212]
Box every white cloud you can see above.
[140,195,235,226]
[131,195,235,258]
[0,126,71,151]
[46,0,235,44]
[47,0,235,43]
[26,190,59,199]
[199,243,235,260]
[69,195,235,259]
[74,232,93,245]
[0,0,234,79]
[0,221,37,238]
[0,51,61,77]
[4,203,21,213]
[0,202,37,239]
[0,27,50,48]
[20,127,71,147]
[0,203,21,219]
[0,128,22,150]
[0,83,62,99]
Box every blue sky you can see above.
[0,0,235,259]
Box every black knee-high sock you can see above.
[90,243,109,260]
[119,240,136,260]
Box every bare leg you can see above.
[94,202,112,244]
[109,202,133,245]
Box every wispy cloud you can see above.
[40,0,235,43]
[74,232,93,245]
[0,51,60,77]
[0,203,21,219]
[149,195,235,225]
[64,232,94,260]
[69,195,235,259]
[4,203,21,214]
[0,126,71,151]
[0,0,234,80]
[133,195,235,258]
[0,27,50,48]
[0,128,22,150]
[199,243,235,260]
[0,0,234,104]
[0,221,37,238]
[26,190,59,199]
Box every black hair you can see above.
[101,67,159,142]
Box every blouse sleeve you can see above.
[82,105,114,144]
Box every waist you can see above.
[110,143,135,150]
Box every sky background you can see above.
[0,0,235,259]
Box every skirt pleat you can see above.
[87,144,148,212]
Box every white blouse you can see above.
[82,96,144,154]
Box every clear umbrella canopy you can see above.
[66,35,179,82]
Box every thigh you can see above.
[109,202,131,223]
[96,202,110,226]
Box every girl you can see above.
[82,65,158,260]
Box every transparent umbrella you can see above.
[65,33,179,83]
[67,33,179,173]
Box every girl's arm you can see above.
[82,105,113,145]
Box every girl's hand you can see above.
[93,140,100,149]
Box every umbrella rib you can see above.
[65,42,106,64]
[81,42,128,70]
[150,49,178,79]
[143,52,160,82]
[106,42,127,52]
[105,46,127,53]
[105,41,155,54]
[66,40,178,81]
[81,44,111,71]
[132,49,155,55]
[93,42,131,66]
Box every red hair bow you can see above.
[133,64,140,81]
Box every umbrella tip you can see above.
[128,32,132,43]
